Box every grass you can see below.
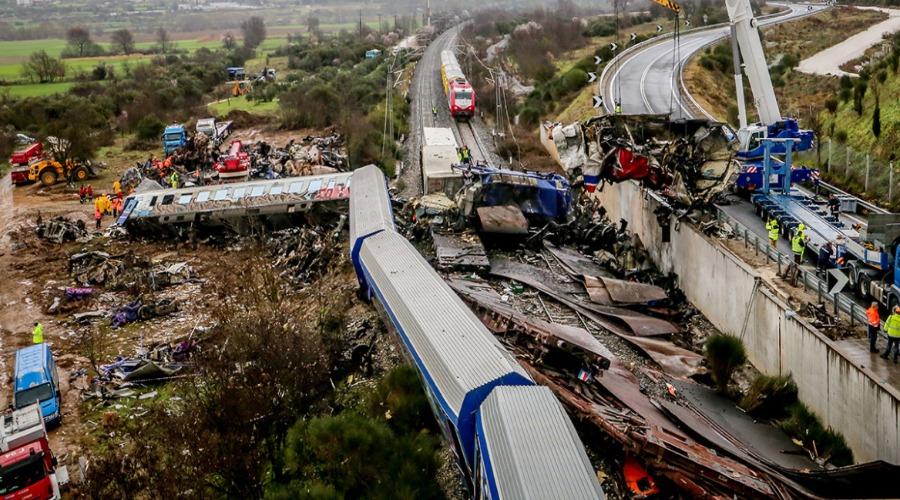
[207,95,280,117]
[704,333,746,394]
[739,373,798,418]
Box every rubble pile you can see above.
[36,216,89,244]
[264,226,344,288]
[542,114,740,207]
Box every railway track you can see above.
[452,120,489,164]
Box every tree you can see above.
[41,97,111,161]
[111,29,135,55]
[222,32,236,50]
[66,26,91,57]
[307,16,320,33]
[20,50,66,83]
[156,27,172,53]
[241,16,266,49]
[872,97,881,138]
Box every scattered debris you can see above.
[432,231,489,270]
[37,216,88,243]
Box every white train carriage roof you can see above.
[358,230,532,418]
[478,386,605,500]
[349,165,395,252]
[122,172,351,223]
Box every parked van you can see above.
[13,344,61,427]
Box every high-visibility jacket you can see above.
[797,223,806,238]
[32,323,43,344]
[791,233,804,255]
[766,220,779,241]
[113,180,121,194]
[885,313,900,338]
[867,306,881,327]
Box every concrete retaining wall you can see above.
[594,180,900,464]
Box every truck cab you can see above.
[0,404,62,499]
[13,345,61,427]
[162,124,188,156]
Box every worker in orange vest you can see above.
[94,207,102,229]
[867,302,881,353]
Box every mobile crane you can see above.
[729,0,900,311]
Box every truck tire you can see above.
[39,168,58,186]
[73,166,89,182]
[857,273,870,300]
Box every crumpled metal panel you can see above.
[432,232,489,270]
[490,258,677,337]
[476,205,529,234]
[583,275,668,305]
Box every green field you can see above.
[208,95,280,116]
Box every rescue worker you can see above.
[432,106,438,117]
[796,223,806,239]
[79,185,87,204]
[866,302,881,353]
[462,146,471,165]
[170,170,180,189]
[791,231,805,264]
[94,207,102,229]
[615,101,622,114]
[111,196,121,218]
[817,241,833,275]
[86,184,94,199]
[93,194,105,217]
[766,218,779,249]
[880,306,900,363]
[828,193,840,218]
[32,322,43,344]
[113,180,122,197]
[456,147,464,163]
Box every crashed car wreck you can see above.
[541,114,739,207]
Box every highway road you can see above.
[603,3,826,118]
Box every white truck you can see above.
[421,127,462,195]
[195,118,233,147]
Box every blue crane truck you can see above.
[750,139,900,310]
[162,124,189,156]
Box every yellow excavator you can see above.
[27,158,97,186]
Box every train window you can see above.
[233,187,247,199]
[250,186,266,197]
[177,194,193,205]
[149,196,158,207]
[307,179,322,194]
[213,189,229,201]
[456,91,472,100]
[270,185,283,195]
[161,194,174,205]
[196,191,211,202]
[288,181,304,194]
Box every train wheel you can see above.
[40,169,58,186]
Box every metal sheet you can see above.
[544,241,612,278]
[449,279,613,370]
[432,231,489,270]
[477,205,529,234]
[490,258,678,337]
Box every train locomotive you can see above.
[440,50,476,120]
[349,165,604,499]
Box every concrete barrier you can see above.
[594,180,900,464]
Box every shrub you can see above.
[824,98,838,113]
[519,106,541,127]
[834,129,848,143]
[562,68,588,93]
[135,115,164,141]
[704,333,746,393]
[740,374,798,418]
[780,403,853,466]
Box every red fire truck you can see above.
[214,140,251,181]
[0,403,66,499]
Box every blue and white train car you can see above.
[348,165,604,499]
[476,386,605,499]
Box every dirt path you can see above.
[797,7,900,77]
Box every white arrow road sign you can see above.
[594,55,602,65]
[828,269,849,295]
[656,25,663,32]
[630,32,637,41]
[610,42,618,51]
[588,72,597,83]
[592,96,604,109]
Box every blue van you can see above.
[13,344,61,426]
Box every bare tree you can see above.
[240,16,266,49]
[222,32,236,50]
[111,29,135,55]
[66,26,91,57]
[156,27,172,53]
[20,50,66,83]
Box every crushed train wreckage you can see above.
[541,114,739,207]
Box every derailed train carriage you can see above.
[348,165,604,499]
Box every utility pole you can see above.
[358,10,363,37]
[426,0,431,26]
